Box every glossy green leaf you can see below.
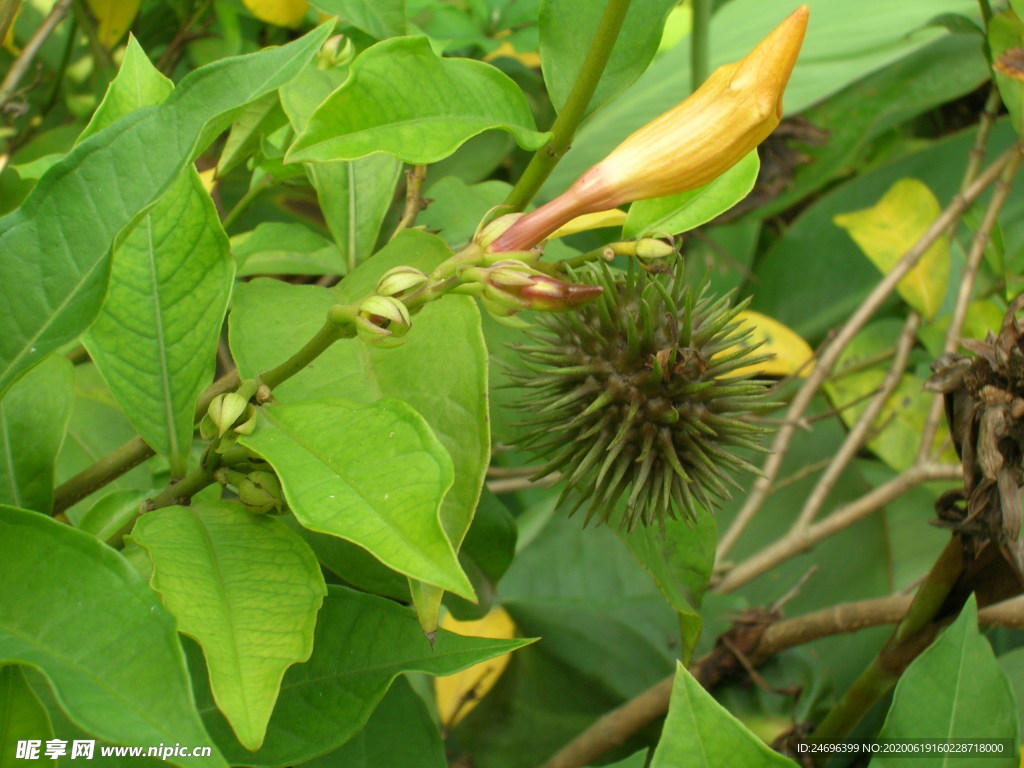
[618,510,716,662]
[238,398,473,598]
[232,222,345,277]
[540,0,676,114]
[756,33,989,219]
[131,501,326,751]
[0,355,73,514]
[0,665,54,763]
[990,10,1024,136]
[872,597,1018,767]
[85,168,232,476]
[446,489,518,620]
[55,365,155,514]
[833,178,950,320]
[303,677,444,768]
[289,519,412,600]
[217,94,288,177]
[279,63,402,272]
[78,32,232,476]
[230,230,489,625]
[542,0,978,200]
[649,662,798,768]
[623,151,759,238]
[77,489,147,546]
[419,176,511,249]
[196,586,532,767]
[501,514,680,701]
[78,36,173,143]
[0,24,331,398]
[0,506,225,768]
[288,36,549,165]
[309,0,407,39]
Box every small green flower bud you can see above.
[237,471,285,514]
[475,213,523,248]
[359,295,412,336]
[376,266,430,298]
[355,314,408,348]
[635,238,677,260]
[462,260,603,316]
[204,393,250,438]
[318,34,354,69]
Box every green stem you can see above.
[690,0,712,91]
[259,307,358,390]
[809,537,964,751]
[51,369,240,516]
[976,0,992,26]
[143,460,218,512]
[502,0,634,212]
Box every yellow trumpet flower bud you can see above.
[490,5,809,253]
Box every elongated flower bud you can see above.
[461,260,603,318]
[490,5,809,253]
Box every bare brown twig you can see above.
[0,0,73,110]
[533,591,1023,768]
[716,148,1017,561]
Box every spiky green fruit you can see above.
[511,266,774,530]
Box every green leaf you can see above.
[238,398,473,598]
[288,36,549,164]
[0,24,331,397]
[56,365,155,514]
[85,169,232,476]
[232,221,345,277]
[78,36,174,143]
[217,94,289,177]
[593,752,648,768]
[618,510,716,662]
[309,0,407,39]
[419,176,511,249]
[872,597,1018,767]
[131,501,326,751]
[649,662,798,768]
[540,0,677,114]
[0,355,73,513]
[623,151,759,238]
[196,586,532,767]
[0,506,226,768]
[0,665,54,763]
[501,514,680,701]
[302,677,444,768]
[230,229,490,623]
[990,10,1024,137]
[446,489,518,620]
[833,178,950,319]
[756,32,990,220]
[279,63,401,272]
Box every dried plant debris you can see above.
[926,295,1024,584]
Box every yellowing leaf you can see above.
[723,310,814,378]
[549,208,628,239]
[833,178,950,319]
[242,0,311,27]
[196,166,217,195]
[85,0,141,49]
[435,607,516,727]
[484,39,542,69]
